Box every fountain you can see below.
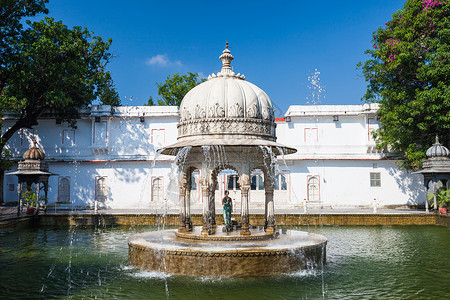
[128,43,327,276]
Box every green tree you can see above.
[0,0,49,91]
[1,17,113,142]
[359,0,450,170]
[99,72,121,106]
[0,0,49,203]
[152,72,205,106]
[145,96,155,106]
[0,17,113,202]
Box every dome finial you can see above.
[219,42,234,76]
[23,138,45,160]
[426,134,449,158]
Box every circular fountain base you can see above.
[128,226,327,277]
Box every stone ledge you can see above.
[31,213,449,227]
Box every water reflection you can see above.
[0,225,448,299]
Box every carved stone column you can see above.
[201,177,213,235]
[265,183,275,234]
[35,182,40,215]
[185,188,192,231]
[17,181,23,216]
[178,174,188,232]
[42,180,49,213]
[178,185,187,232]
[239,174,251,235]
[209,179,217,228]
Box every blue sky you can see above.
[36,0,406,114]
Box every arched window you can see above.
[58,177,70,203]
[227,175,240,190]
[152,177,164,202]
[96,176,108,202]
[307,176,320,202]
[251,175,264,190]
[275,174,287,190]
[190,172,198,190]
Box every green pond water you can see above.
[0,225,449,299]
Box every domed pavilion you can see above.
[161,43,296,235]
[7,139,54,215]
[415,135,450,211]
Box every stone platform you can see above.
[175,225,277,241]
[128,226,327,277]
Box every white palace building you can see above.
[2,103,426,211]
[1,48,426,212]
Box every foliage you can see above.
[22,190,38,207]
[0,0,49,91]
[151,72,205,106]
[145,96,155,106]
[98,72,121,106]
[0,17,113,149]
[0,147,13,171]
[427,187,450,207]
[358,0,450,170]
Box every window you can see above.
[307,176,320,202]
[227,175,240,190]
[95,176,108,202]
[251,175,264,190]
[190,173,197,190]
[62,130,75,146]
[58,177,70,202]
[275,174,287,190]
[370,172,381,187]
[93,121,107,145]
[8,184,15,192]
[152,177,164,202]
[367,117,380,141]
[304,128,318,144]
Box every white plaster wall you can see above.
[46,161,175,209]
[285,159,425,208]
[2,104,427,209]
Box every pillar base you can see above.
[240,228,251,236]
[178,226,189,233]
[265,226,276,234]
[201,228,212,235]
[186,219,193,232]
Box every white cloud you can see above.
[145,54,182,67]
[197,72,206,79]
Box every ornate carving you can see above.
[18,161,49,172]
[262,107,270,120]
[199,177,209,189]
[182,107,192,121]
[130,244,301,257]
[229,102,244,118]
[195,104,206,119]
[247,103,260,118]
[177,118,277,141]
[238,174,250,186]
[175,230,277,241]
[209,102,225,118]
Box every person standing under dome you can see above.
[222,190,233,230]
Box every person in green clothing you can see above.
[222,190,233,229]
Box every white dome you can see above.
[176,45,276,143]
[161,44,296,155]
[180,44,274,123]
[179,75,274,122]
